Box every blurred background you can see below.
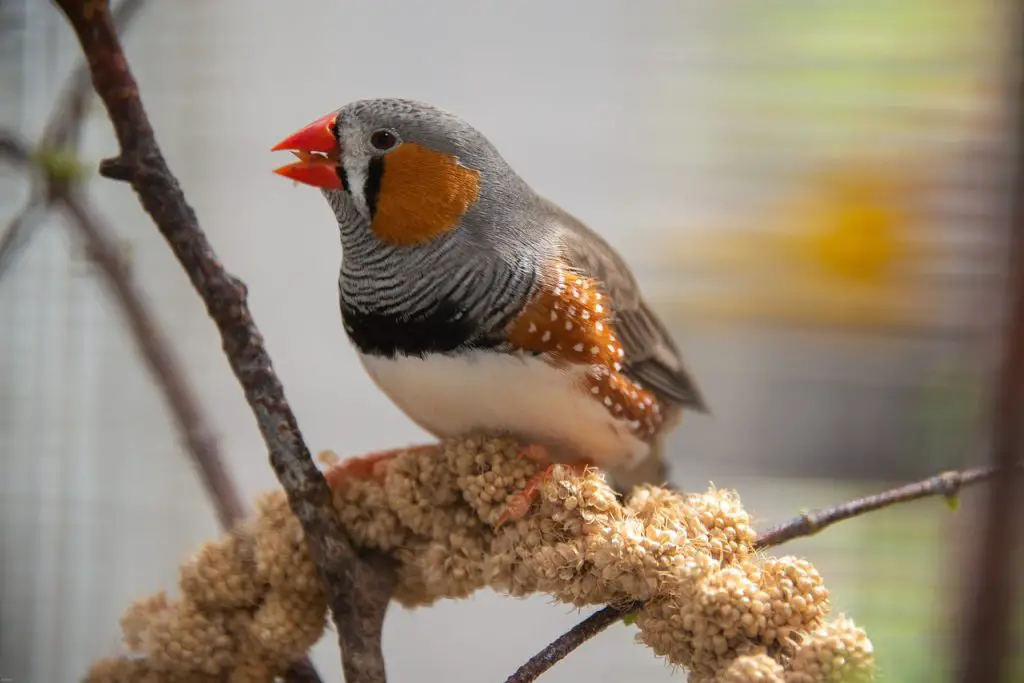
[1,0,1022,681]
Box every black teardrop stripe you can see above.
[364,156,384,218]
[337,164,349,192]
[340,299,502,358]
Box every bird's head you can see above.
[272,98,525,248]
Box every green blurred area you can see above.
[732,0,994,146]
[768,481,1023,683]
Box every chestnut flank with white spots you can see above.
[505,261,664,441]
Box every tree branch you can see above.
[49,1,393,680]
[4,0,325,675]
[3,129,322,683]
[505,461,1018,682]
[503,602,642,683]
[43,0,147,151]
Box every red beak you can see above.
[271,111,344,190]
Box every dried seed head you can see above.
[90,435,872,682]
[718,652,785,683]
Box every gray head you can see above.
[272,97,538,252]
[272,97,546,342]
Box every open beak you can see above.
[271,111,344,190]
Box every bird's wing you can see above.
[550,203,708,412]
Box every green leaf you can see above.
[31,148,90,182]
[944,493,960,511]
[622,612,639,626]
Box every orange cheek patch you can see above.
[371,143,481,246]
[505,262,664,440]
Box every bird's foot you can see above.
[324,443,434,489]
[495,444,591,528]
[516,442,552,466]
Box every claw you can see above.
[496,465,551,528]
[517,443,551,466]
[495,447,593,529]
[324,443,434,490]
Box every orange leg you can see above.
[324,443,434,489]
[495,444,592,528]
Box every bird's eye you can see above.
[369,130,398,151]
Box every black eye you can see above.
[369,130,398,151]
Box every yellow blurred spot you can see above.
[787,167,909,286]
[651,159,946,331]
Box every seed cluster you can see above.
[85,436,874,683]
[506,261,663,439]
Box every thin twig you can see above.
[503,602,641,683]
[49,1,393,681]
[754,465,1006,548]
[505,461,1017,682]
[0,0,144,279]
[2,132,247,527]
[956,4,1024,678]
[56,188,247,527]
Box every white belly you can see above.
[359,350,650,469]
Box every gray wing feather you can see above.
[548,202,709,412]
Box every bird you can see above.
[271,98,708,525]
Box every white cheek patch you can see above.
[342,156,370,218]
[338,126,374,219]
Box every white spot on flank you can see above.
[565,320,573,331]
[582,311,590,320]
[594,304,604,314]
[572,288,580,298]
[573,343,584,352]
[591,385,600,394]
[528,322,537,333]
[595,292,602,300]
[541,331,551,342]
[603,397,612,407]
[590,346,600,355]
[595,322,604,333]
[550,311,558,322]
